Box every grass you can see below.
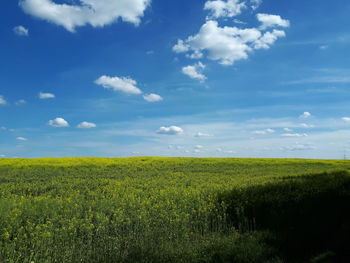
[0,157,350,262]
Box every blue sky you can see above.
[1,0,350,158]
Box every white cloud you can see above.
[13,25,29,36]
[342,117,350,122]
[319,45,328,50]
[281,133,308,137]
[182,62,207,81]
[143,93,163,102]
[174,19,286,65]
[300,123,315,128]
[256,13,290,30]
[48,117,69,127]
[195,132,213,137]
[16,137,28,141]
[282,143,316,151]
[156,126,183,135]
[194,144,205,153]
[77,121,96,129]
[173,39,190,53]
[253,29,285,49]
[15,99,27,105]
[95,75,142,95]
[0,96,7,105]
[283,128,293,132]
[186,50,204,59]
[195,145,204,150]
[20,0,150,32]
[216,147,235,154]
[184,20,259,65]
[39,92,55,99]
[204,0,246,19]
[287,76,350,85]
[252,128,275,135]
[233,19,247,25]
[300,112,312,118]
[250,0,262,10]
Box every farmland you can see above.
[0,157,350,263]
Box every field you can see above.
[0,157,350,263]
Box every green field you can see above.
[1,158,350,263]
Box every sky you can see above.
[1,0,350,159]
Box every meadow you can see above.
[0,157,350,263]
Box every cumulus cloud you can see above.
[77,121,96,129]
[186,50,204,59]
[95,75,142,95]
[281,133,308,137]
[300,112,312,118]
[0,96,7,105]
[173,39,190,53]
[143,93,163,102]
[39,92,55,99]
[252,128,275,135]
[20,0,151,32]
[204,0,246,19]
[283,128,293,132]
[13,25,29,36]
[16,137,28,141]
[256,13,290,30]
[182,62,207,81]
[48,117,69,127]
[342,117,350,122]
[253,29,285,49]
[156,126,183,135]
[173,19,287,65]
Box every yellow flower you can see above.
[3,232,10,239]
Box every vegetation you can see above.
[0,157,350,263]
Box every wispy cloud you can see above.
[16,137,28,141]
[13,25,29,36]
[286,76,350,85]
[77,122,96,129]
[143,93,163,102]
[156,126,184,135]
[39,92,55,99]
[0,96,7,105]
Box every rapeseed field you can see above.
[0,158,349,263]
